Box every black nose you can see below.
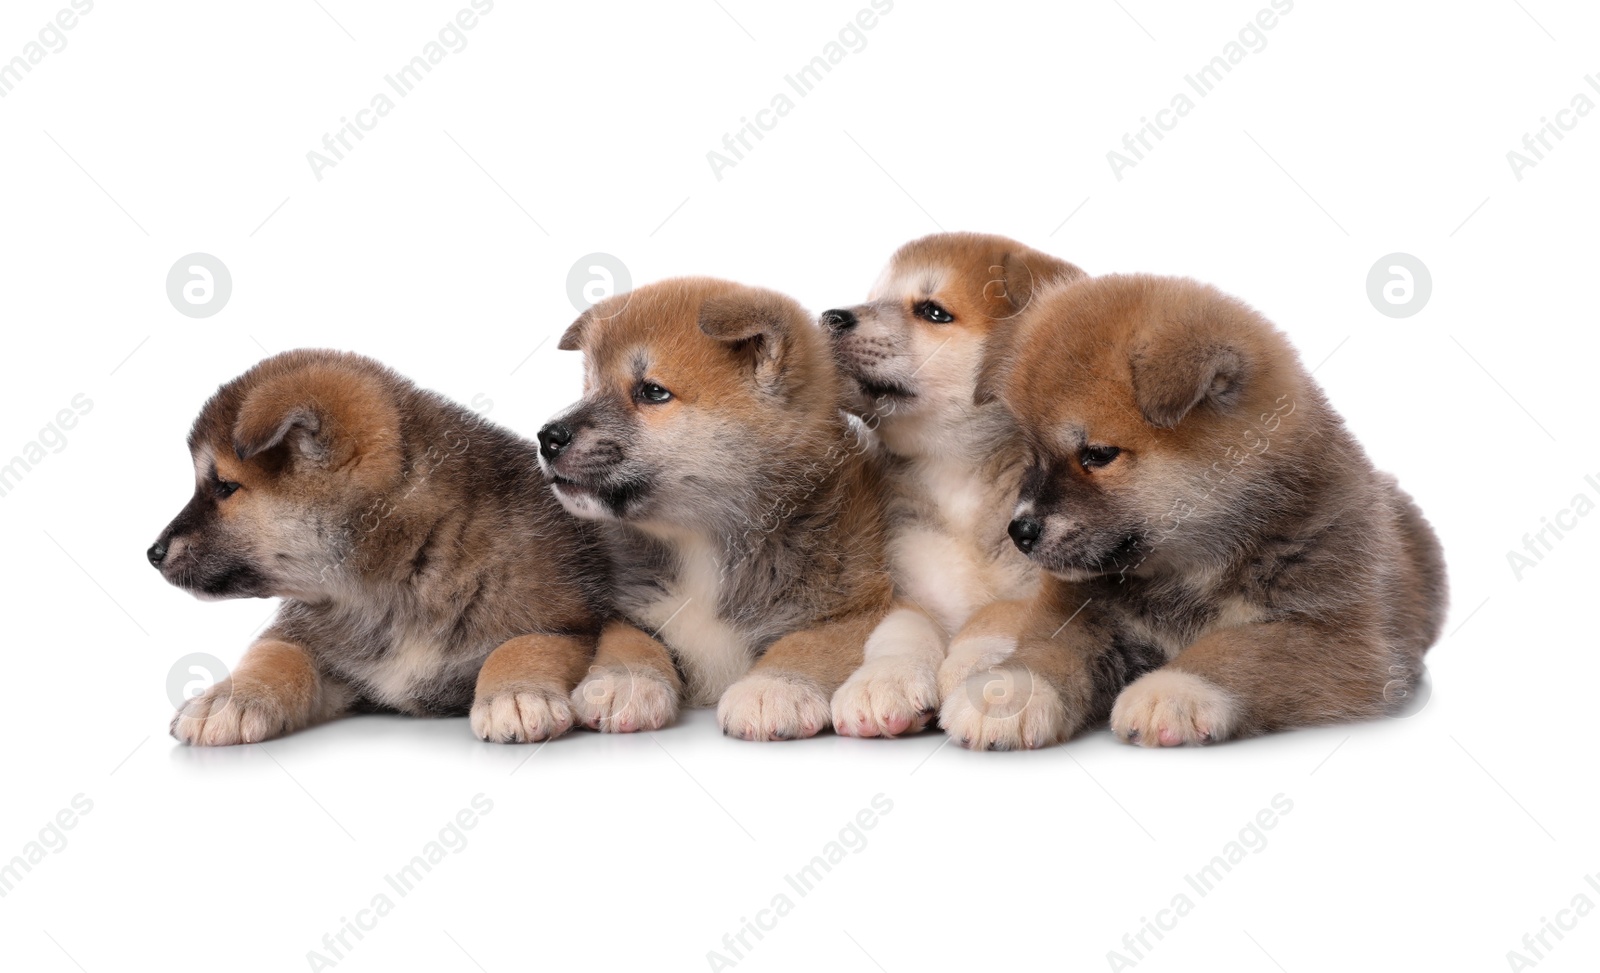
[1008,518,1042,553]
[147,541,167,567]
[821,308,857,334]
[537,423,572,460]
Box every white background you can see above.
[1,1,1595,970]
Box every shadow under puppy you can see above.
[945,274,1448,749]
[821,232,1086,736]
[150,349,607,745]
[537,278,895,741]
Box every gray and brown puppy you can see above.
[945,274,1448,749]
[537,278,895,741]
[150,349,607,745]
[821,233,1086,736]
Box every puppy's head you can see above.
[821,232,1084,455]
[148,350,404,600]
[991,275,1303,580]
[538,278,837,529]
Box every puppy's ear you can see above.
[974,320,1021,407]
[1130,329,1249,429]
[558,308,592,351]
[697,289,792,343]
[974,249,1083,406]
[988,248,1087,317]
[698,288,807,394]
[232,360,401,473]
[561,289,634,351]
[234,401,321,462]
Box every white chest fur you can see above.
[633,533,754,707]
[889,455,1037,635]
[365,626,449,706]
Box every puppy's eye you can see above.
[914,301,954,324]
[636,382,673,405]
[214,480,241,499]
[1080,445,1121,471]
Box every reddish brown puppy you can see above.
[943,274,1447,749]
[150,350,607,745]
[537,278,896,741]
[821,232,1087,737]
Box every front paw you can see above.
[937,635,1017,703]
[832,658,937,737]
[471,687,575,744]
[571,665,679,732]
[171,680,299,746]
[717,673,830,742]
[937,664,1070,751]
[1111,669,1238,747]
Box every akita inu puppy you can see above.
[820,233,1087,737]
[945,274,1448,749]
[150,350,607,745]
[538,278,896,741]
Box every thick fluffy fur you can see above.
[821,233,1086,736]
[944,274,1448,749]
[151,350,607,745]
[538,278,895,741]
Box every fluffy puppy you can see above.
[537,278,895,741]
[944,274,1448,749]
[820,233,1086,736]
[150,349,607,745]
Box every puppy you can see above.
[150,349,607,745]
[820,233,1086,736]
[537,278,895,741]
[945,274,1448,749]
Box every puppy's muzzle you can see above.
[537,422,572,460]
[821,308,857,334]
[1008,517,1042,554]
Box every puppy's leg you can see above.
[832,602,944,738]
[171,639,352,746]
[937,598,1027,702]
[938,638,1088,751]
[1111,621,1390,747]
[938,592,1121,750]
[471,633,593,744]
[720,612,880,742]
[571,621,683,732]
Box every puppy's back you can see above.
[1381,476,1448,662]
